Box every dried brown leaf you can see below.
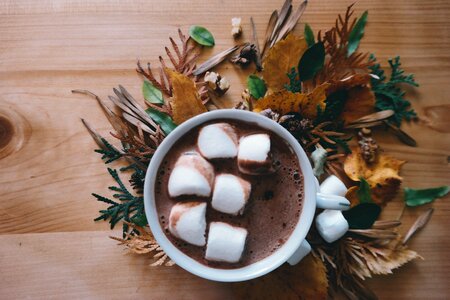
[344,146,405,205]
[233,255,328,300]
[166,69,207,124]
[253,83,329,119]
[341,86,376,124]
[262,34,308,91]
[402,208,434,245]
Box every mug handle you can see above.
[287,240,311,265]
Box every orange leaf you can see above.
[253,83,329,119]
[233,255,328,300]
[262,34,308,91]
[344,147,406,205]
[341,86,375,124]
[166,69,206,124]
[345,186,360,207]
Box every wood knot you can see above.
[0,107,30,160]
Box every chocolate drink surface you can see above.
[154,119,304,268]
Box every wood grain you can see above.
[0,0,449,298]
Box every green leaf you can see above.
[404,186,450,207]
[298,42,325,81]
[247,75,267,99]
[131,213,148,227]
[343,203,381,229]
[142,81,163,104]
[304,23,315,47]
[357,177,373,204]
[145,108,177,135]
[347,10,368,56]
[189,25,215,47]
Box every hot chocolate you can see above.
[154,119,304,268]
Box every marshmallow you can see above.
[168,151,214,197]
[315,209,349,243]
[320,175,347,197]
[197,123,238,159]
[237,133,272,175]
[205,222,248,263]
[211,174,251,215]
[169,202,207,246]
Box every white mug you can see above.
[144,109,342,282]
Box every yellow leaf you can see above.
[253,83,329,119]
[262,34,308,91]
[344,147,406,205]
[233,254,328,300]
[166,69,206,124]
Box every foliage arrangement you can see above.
[75,1,449,299]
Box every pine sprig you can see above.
[93,168,145,233]
[94,138,123,163]
[369,54,419,126]
[284,67,302,93]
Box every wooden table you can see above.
[0,0,449,298]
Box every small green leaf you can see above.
[189,25,215,47]
[343,203,381,229]
[304,23,315,47]
[347,10,368,57]
[145,108,177,135]
[142,81,163,104]
[404,186,450,207]
[298,42,325,82]
[247,75,267,99]
[357,177,373,204]
[131,213,148,227]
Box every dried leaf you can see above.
[262,34,308,91]
[111,222,174,267]
[192,45,240,76]
[166,69,207,124]
[344,146,405,205]
[253,83,329,119]
[341,86,375,124]
[402,208,434,244]
[384,121,417,147]
[363,242,422,275]
[345,186,360,207]
[189,25,215,47]
[348,110,394,126]
[233,255,328,300]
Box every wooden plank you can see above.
[0,0,449,298]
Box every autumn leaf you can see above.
[344,146,405,205]
[262,34,308,91]
[341,86,375,124]
[166,69,207,124]
[253,83,329,119]
[232,255,328,300]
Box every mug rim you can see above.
[144,109,316,282]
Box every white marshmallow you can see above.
[197,123,238,159]
[169,202,207,246]
[320,175,348,197]
[205,222,248,263]
[212,174,251,215]
[237,134,272,174]
[168,151,214,197]
[315,209,349,243]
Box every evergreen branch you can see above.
[284,67,302,93]
[93,168,145,233]
[369,54,419,126]
[94,138,123,163]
